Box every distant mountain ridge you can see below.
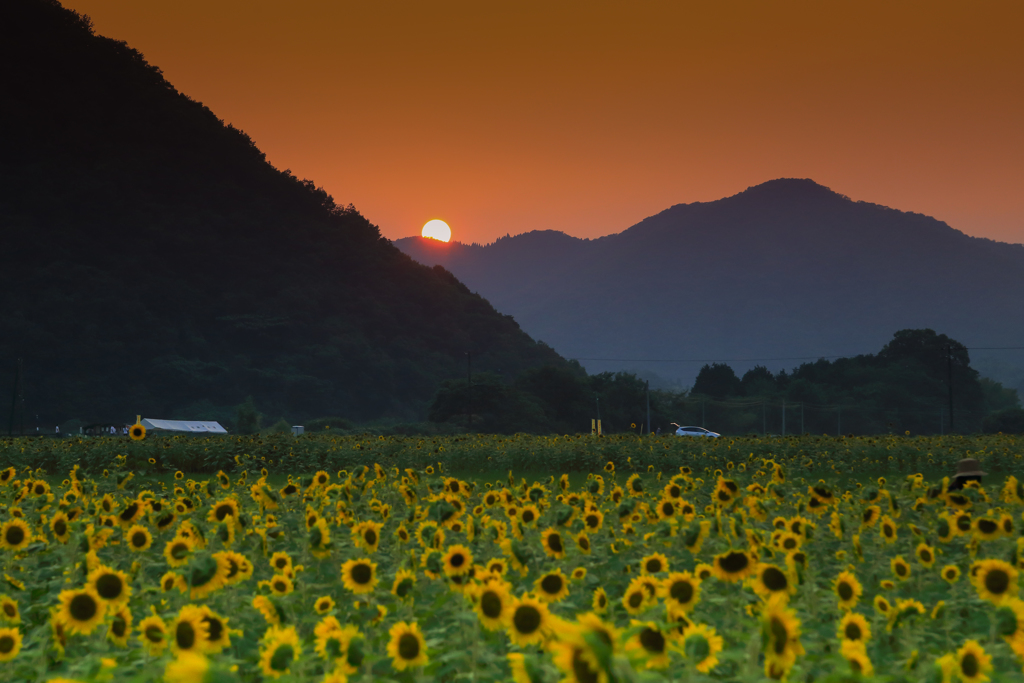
[396,179,1024,395]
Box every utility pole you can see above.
[645,381,651,436]
[466,352,472,430]
[800,403,804,435]
[946,344,955,433]
[701,401,705,429]
[762,400,766,435]
[782,399,786,436]
[837,405,842,437]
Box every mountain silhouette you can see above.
[0,0,568,426]
[396,179,1024,394]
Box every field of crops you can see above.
[0,433,1023,681]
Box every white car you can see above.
[673,425,720,438]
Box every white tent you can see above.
[141,419,228,434]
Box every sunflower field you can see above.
[0,434,1023,681]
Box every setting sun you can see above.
[421,219,451,242]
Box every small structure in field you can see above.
[140,419,228,435]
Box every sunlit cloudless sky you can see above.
[63,0,1024,245]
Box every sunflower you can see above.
[891,556,911,581]
[775,531,802,553]
[942,565,961,583]
[259,625,301,678]
[253,595,284,626]
[341,558,378,594]
[314,596,336,615]
[474,580,511,631]
[838,612,871,643]
[138,614,168,656]
[752,564,795,600]
[124,524,152,552]
[0,596,18,624]
[575,532,592,555]
[387,621,428,671]
[50,512,71,544]
[107,606,132,647]
[88,566,131,607]
[266,574,294,596]
[571,567,587,581]
[268,552,293,574]
[840,640,874,677]
[535,569,570,603]
[582,510,604,532]
[974,559,1018,605]
[129,423,146,440]
[57,587,105,635]
[661,572,701,612]
[442,544,473,577]
[189,553,229,601]
[712,550,755,583]
[873,595,891,616]
[860,505,881,529]
[164,536,194,568]
[973,517,1002,541]
[160,571,186,593]
[0,627,21,662]
[834,571,863,610]
[622,578,652,615]
[199,607,232,654]
[955,640,992,683]
[593,587,609,614]
[625,620,675,670]
[171,605,209,654]
[681,623,723,674]
[762,597,804,672]
[541,529,566,559]
[353,520,383,553]
[520,505,540,526]
[506,595,551,647]
[879,516,898,543]
[640,553,669,575]
[0,520,30,551]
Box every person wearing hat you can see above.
[947,458,986,491]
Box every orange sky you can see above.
[64,0,1024,245]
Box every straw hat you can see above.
[954,458,986,478]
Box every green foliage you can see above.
[235,397,263,435]
[983,408,1024,435]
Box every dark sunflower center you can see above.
[670,580,694,604]
[112,615,127,637]
[541,575,563,595]
[393,632,420,660]
[171,543,190,560]
[720,552,749,573]
[365,530,377,545]
[351,563,372,585]
[132,532,147,548]
[962,653,979,677]
[215,505,232,521]
[481,592,503,618]
[845,622,862,640]
[628,591,644,608]
[579,537,590,551]
[770,617,789,655]
[2,604,14,617]
[120,503,139,521]
[513,605,541,634]
[0,636,13,653]
[783,538,797,550]
[55,520,68,536]
[896,563,908,577]
[957,516,972,531]
[204,616,223,641]
[763,567,788,591]
[979,520,998,534]
[176,621,195,649]
[145,625,163,643]
[571,648,600,683]
[646,559,663,573]
[838,582,854,601]
[639,627,665,653]
[548,534,563,553]
[921,550,933,563]
[270,644,294,671]
[70,593,98,621]
[523,511,535,523]
[986,569,1010,595]
[5,526,24,546]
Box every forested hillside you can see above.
[0,0,569,427]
